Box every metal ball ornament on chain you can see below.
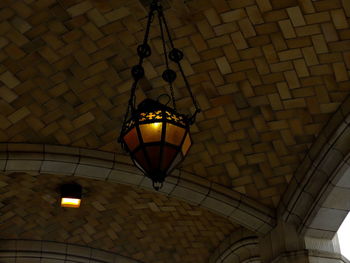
[119,0,200,190]
[162,69,177,83]
[137,44,152,58]
[131,65,145,81]
[169,48,184,62]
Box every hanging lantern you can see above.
[119,0,200,190]
[120,99,192,189]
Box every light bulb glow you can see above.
[151,122,161,128]
[61,197,81,208]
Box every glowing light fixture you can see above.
[61,197,81,208]
[60,183,82,208]
[119,0,200,190]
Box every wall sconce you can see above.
[60,183,82,208]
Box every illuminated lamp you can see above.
[60,183,82,208]
[119,0,200,190]
[120,99,192,190]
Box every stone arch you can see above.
[279,96,350,238]
[303,153,350,239]
[0,143,275,235]
[0,239,141,263]
[209,228,260,263]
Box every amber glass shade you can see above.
[120,99,192,187]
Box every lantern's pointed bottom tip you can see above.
[152,181,164,191]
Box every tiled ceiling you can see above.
[0,172,237,263]
[0,0,350,207]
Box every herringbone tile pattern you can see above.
[0,172,236,263]
[0,0,350,206]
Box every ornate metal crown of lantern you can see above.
[119,0,200,190]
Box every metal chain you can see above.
[159,11,201,119]
[121,0,201,135]
[138,2,155,65]
[120,1,158,136]
[178,63,200,116]
[119,81,138,142]
[169,83,176,110]
[158,10,169,69]
[158,8,176,110]
[142,4,155,45]
[130,0,158,111]
[159,10,175,49]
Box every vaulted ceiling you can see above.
[0,172,237,262]
[0,0,349,255]
[1,0,349,207]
